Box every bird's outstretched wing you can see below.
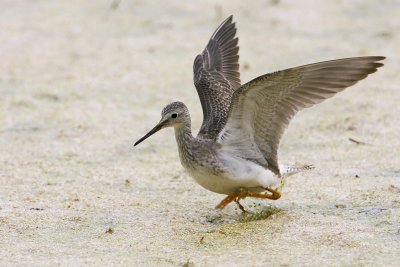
[194,15,241,140]
[218,56,385,175]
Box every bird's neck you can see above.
[174,123,195,165]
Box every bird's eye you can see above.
[171,113,178,118]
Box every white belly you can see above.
[185,151,280,195]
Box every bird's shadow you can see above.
[203,204,282,225]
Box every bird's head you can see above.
[134,101,189,146]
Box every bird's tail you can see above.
[279,164,314,178]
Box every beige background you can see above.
[1,0,399,266]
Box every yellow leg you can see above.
[215,192,241,209]
[234,198,247,213]
[215,187,281,210]
[265,187,281,200]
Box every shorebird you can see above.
[134,16,384,212]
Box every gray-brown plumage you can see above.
[219,57,385,174]
[194,15,240,140]
[134,15,385,211]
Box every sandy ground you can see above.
[1,0,399,266]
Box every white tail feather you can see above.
[280,164,314,178]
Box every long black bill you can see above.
[134,123,163,146]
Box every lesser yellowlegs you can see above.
[134,16,385,211]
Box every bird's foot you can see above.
[215,189,247,210]
[215,188,281,210]
[234,197,247,213]
[265,187,281,200]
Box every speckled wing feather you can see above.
[194,16,241,140]
[218,56,385,175]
